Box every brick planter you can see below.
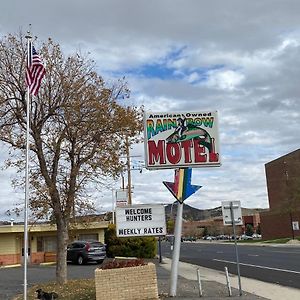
[95,262,158,300]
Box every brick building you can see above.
[260,149,300,239]
[242,214,261,233]
[181,218,225,238]
[181,213,260,238]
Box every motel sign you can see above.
[144,111,221,169]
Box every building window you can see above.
[44,236,57,252]
[36,236,57,252]
[37,237,43,252]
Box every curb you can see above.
[0,264,21,269]
[40,262,56,266]
[0,262,56,269]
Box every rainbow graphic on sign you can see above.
[163,168,201,203]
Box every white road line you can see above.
[247,254,259,257]
[213,259,300,274]
[269,250,300,254]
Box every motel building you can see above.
[0,220,108,266]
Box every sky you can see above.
[1,0,300,220]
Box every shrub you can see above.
[105,224,156,258]
[245,224,254,236]
[101,258,146,269]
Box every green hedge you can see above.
[105,224,156,258]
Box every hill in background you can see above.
[165,202,268,221]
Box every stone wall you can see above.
[95,263,158,300]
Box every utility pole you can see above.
[125,135,132,205]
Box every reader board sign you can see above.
[116,204,166,237]
[144,111,221,169]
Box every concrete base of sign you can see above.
[95,262,158,300]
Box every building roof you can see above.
[265,148,300,166]
[0,221,109,234]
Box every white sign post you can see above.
[222,201,243,296]
[116,204,166,237]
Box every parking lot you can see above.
[0,263,100,300]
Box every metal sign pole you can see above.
[158,236,162,263]
[164,168,201,297]
[170,202,183,297]
[230,201,242,296]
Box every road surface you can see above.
[161,241,300,289]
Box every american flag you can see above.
[25,44,46,96]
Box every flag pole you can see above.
[24,29,32,300]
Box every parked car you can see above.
[67,240,106,265]
[252,233,262,239]
[216,235,230,240]
[203,235,216,241]
[240,234,253,240]
[182,236,197,242]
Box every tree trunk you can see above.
[56,218,69,285]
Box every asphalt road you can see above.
[2,242,300,299]
[161,241,300,289]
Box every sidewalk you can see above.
[155,257,300,299]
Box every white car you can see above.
[241,234,253,240]
[252,233,262,239]
[205,236,216,240]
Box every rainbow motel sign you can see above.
[144,111,221,169]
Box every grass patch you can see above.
[225,239,263,244]
[14,278,96,300]
[237,239,263,243]
[263,237,300,244]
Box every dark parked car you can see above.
[67,240,106,265]
[182,236,196,242]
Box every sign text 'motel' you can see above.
[144,111,221,169]
[116,204,166,238]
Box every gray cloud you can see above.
[1,1,300,219]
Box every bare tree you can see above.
[0,33,143,284]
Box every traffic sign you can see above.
[221,201,243,226]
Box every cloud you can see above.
[205,69,245,90]
[1,1,300,219]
